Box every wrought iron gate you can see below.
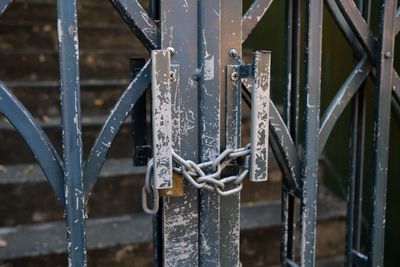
[0,0,399,266]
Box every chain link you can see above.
[142,144,251,214]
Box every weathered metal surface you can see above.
[56,0,86,265]
[83,61,151,194]
[319,56,371,154]
[110,0,160,50]
[300,0,323,266]
[281,0,301,262]
[369,1,396,266]
[243,85,300,194]
[344,3,369,266]
[335,0,376,60]
[0,0,399,266]
[0,82,64,205]
[198,0,222,264]
[219,1,243,265]
[0,0,12,16]
[250,51,270,182]
[242,0,274,42]
[160,0,199,265]
[151,50,172,189]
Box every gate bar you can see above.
[282,0,302,263]
[198,0,222,264]
[56,0,87,265]
[220,1,243,265]
[369,1,396,265]
[300,0,323,266]
[345,0,370,266]
[160,1,199,265]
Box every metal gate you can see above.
[0,0,399,266]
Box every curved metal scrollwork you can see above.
[0,82,65,205]
[83,61,151,194]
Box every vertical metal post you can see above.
[345,1,370,266]
[369,1,396,266]
[300,0,323,266]
[198,0,222,265]
[160,1,199,266]
[282,0,301,263]
[56,0,86,266]
[220,1,242,266]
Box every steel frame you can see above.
[0,0,399,266]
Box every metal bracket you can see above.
[151,50,173,189]
[226,51,271,182]
[250,51,271,182]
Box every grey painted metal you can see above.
[242,0,274,42]
[56,0,86,265]
[250,51,270,182]
[151,50,172,189]
[0,0,12,16]
[282,0,301,263]
[345,1,369,266]
[335,0,376,61]
[242,84,300,195]
[110,0,160,50]
[319,56,371,154]
[300,0,323,266]
[1,0,399,265]
[396,8,400,35]
[219,1,242,265]
[83,61,151,194]
[198,0,222,264]
[0,82,65,206]
[325,0,368,59]
[160,0,199,266]
[369,1,396,266]
[223,65,242,266]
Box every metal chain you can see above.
[142,144,251,214]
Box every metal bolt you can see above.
[167,47,176,56]
[192,68,202,81]
[170,71,176,81]
[229,48,238,58]
[231,72,239,81]
[384,52,392,59]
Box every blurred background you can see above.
[0,0,398,266]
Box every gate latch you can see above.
[142,50,271,214]
[231,50,271,182]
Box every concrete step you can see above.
[0,0,126,25]
[0,115,134,164]
[0,156,282,226]
[0,198,346,265]
[0,23,143,50]
[3,80,131,117]
[0,49,143,81]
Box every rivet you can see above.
[384,52,392,59]
[192,68,201,81]
[170,71,176,81]
[231,72,239,81]
[229,48,238,58]
[167,47,176,56]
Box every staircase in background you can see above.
[0,0,345,266]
